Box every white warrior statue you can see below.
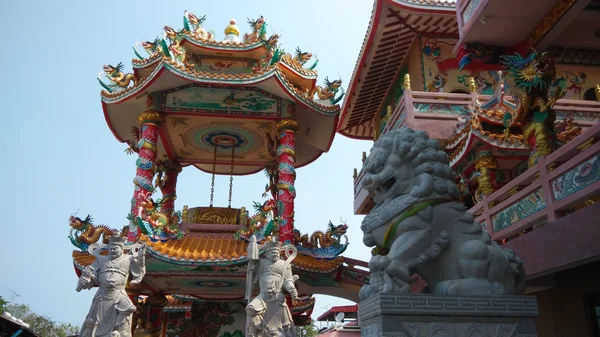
[77,236,146,337]
[246,237,299,337]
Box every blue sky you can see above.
[0,0,375,325]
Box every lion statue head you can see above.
[360,128,459,248]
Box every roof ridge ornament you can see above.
[224,19,241,43]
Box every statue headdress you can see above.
[109,236,126,247]
[262,240,282,251]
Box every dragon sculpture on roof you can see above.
[68,214,118,251]
[97,63,139,93]
[244,16,267,43]
[234,199,277,242]
[184,11,214,41]
[281,47,319,70]
[305,77,345,105]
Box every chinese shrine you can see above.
[68,12,367,337]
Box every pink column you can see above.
[127,110,164,243]
[276,119,299,244]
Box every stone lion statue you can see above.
[359,128,526,300]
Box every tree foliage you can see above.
[0,296,79,337]
[296,324,319,337]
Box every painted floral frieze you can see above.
[492,189,546,232]
[552,153,600,201]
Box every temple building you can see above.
[68,13,369,337]
[342,0,600,336]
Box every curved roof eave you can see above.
[337,0,458,138]
[101,59,339,116]
[389,0,456,13]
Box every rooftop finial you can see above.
[224,19,241,43]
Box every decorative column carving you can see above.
[156,161,182,224]
[276,119,299,244]
[127,109,164,243]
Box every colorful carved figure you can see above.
[554,116,582,144]
[164,26,194,68]
[69,215,118,251]
[358,128,526,300]
[235,200,277,242]
[244,16,267,43]
[133,37,164,61]
[77,237,146,337]
[472,152,499,202]
[97,63,138,93]
[293,221,348,248]
[305,77,345,105]
[132,193,183,242]
[501,51,564,167]
[184,11,213,41]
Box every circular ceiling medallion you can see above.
[182,123,264,156]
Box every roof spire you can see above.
[223,19,240,43]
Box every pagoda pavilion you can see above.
[68,13,368,337]
[342,0,600,334]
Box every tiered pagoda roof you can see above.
[98,12,344,175]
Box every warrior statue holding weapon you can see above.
[77,236,146,337]
[245,236,299,337]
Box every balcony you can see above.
[454,0,563,52]
[353,89,600,214]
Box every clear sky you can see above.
[0,0,375,326]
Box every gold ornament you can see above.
[403,74,411,90]
[276,119,299,133]
[138,110,164,126]
[224,19,240,36]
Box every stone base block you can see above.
[359,294,538,337]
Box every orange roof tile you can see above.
[142,235,248,262]
[72,236,344,272]
[292,254,343,273]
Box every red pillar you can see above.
[276,119,299,244]
[127,110,164,243]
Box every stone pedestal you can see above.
[359,294,538,337]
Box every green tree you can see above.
[3,301,79,337]
[0,296,7,314]
[296,323,319,337]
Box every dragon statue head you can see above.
[324,77,342,92]
[333,223,348,236]
[187,12,206,26]
[501,51,556,93]
[142,38,162,55]
[360,127,459,248]
[69,214,93,230]
[294,47,312,64]
[103,63,124,78]
[261,199,277,212]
